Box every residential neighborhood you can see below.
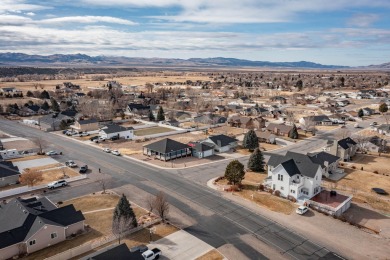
[1,67,390,260]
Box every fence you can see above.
[45,218,161,260]
[0,175,87,199]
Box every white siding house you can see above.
[99,124,134,140]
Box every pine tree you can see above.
[26,91,34,97]
[243,129,259,151]
[50,97,60,112]
[247,148,265,172]
[358,108,364,118]
[224,160,245,185]
[148,110,155,121]
[379,103,388,114]
[288,124,299,139]
[40,90,50,99]
[157,107,165,121]
[41,101,50,110]
[113,194,137,227]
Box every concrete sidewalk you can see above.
[148,230,214,260]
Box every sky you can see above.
[0,0,390,66]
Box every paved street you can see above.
[0,118,346,260]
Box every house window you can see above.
[316,175,318,180]
[290,190,295,194]
[29,240,36,246]
[280,186,284,190]
[51,232,57,239]
[278,174,283,181]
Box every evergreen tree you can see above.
[247,148,265,172]
[358,108,364,118]
[41,100,50,110]
[224,160,245,185]
[40,90,50,99]
[59,120,68,130]
[148,110,155,121]
[242,129,259,151]
[26,90,34,97]
[113,194,137,227]
[295,80,303,91]
[379,103,388,114]
[288,124,299,139]
[50,97,60,112]
[157,106,165,121]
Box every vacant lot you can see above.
[10,154,47,162]
[196,249,224,260]
[134,126,175,136]
[350,153,390,174]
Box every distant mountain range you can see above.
[0,52,387,69]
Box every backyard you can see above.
[134,126,175,136]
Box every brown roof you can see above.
[266,123,293,133]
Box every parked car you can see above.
[65,131,74,136]
[79,132,90,137]
[103,148,111,153]
[89,136,99,141]
[130,245,148,253]
[79,165,88,173]
[296,206,309,215]
[111,150,121,156]
[142,248,161,260]
[370,122,378,126]
[94,137,106,143]
[62,130,69,134]
[354,123,360,128]
[110,135,120,141]
[65,160,77,167]
[47,180,68,189]
[46,150,60,156]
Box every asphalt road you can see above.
[0,119,350,260]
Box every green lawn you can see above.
[134,127,175,136]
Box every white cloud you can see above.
[39,16,137,26]
[0,0,48,14]
[0,14,33,25]
[347,14,379,27]
[25,12,35,16]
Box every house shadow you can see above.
[301,210,315,218]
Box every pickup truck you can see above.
[142,248,161,260]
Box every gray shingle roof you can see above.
[101,124,133,134]
[0,161,20,178]
[81,243,144,260]
[307,151,340,167]
[338,137,357,150]
[0,197,84,249]
[144,138,190,154]
[78,118,98,125]
[268,151,320,178]
[208,134,237,147]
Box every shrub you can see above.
[268,189,274,194]
[274,190,281,197]
[340,163,344,166]
[57,201,63,205]
[351,166,356,169]
[361,167,363,170]
[259,184,264,191]
[373,170,379,174]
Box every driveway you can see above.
[13,157,59,171]
[148,230,214,260]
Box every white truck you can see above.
[142,248,161,260]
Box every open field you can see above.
[37,167,79,185]
[349,153,390,174]
[0,74,212,93]
[243,171,267,184]
[62,193,121,212]
[134,126,174,136]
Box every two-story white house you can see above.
[265,152,324,201]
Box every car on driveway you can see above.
[130,245,148,253]
[110,135,119,141]
[79,132,90,137]
[103,148,111,153]
[47,180,68,189]
[46,151,60,156]
[79,165,88,173]
[94,137,106,143]
[370,122,378,126]
[89,136,99,141]
[296,206,309,215]
[111,150,121,156]
[65,160,77,167]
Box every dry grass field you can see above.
[134,126,174,136]
[10,155,47,162]
[0,74,212,94]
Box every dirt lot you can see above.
[134,126,174,136]
[211,126,246,136]
[10,154,47,162]
[26,166,80,185]
[3,139,38,151]
[349,153,390,174]
[196,249,224,260]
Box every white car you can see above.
[79,132,90,137]
[103,148,111,153]
[47,180,67,189]
[94,137,106,143]
[111,150,121,156]
[46,151,59,156]
[65,160,77,167]
[370,122,378,126]
[296,206,309,215]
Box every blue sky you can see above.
[0,0,389,66]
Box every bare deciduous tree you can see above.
[20,169,43,187]
[99,177,111,194]
[33,137,45,155]
[354,134,370,152]
[335,129,351,140]
[146,194,155,216]
[145,82,154,93]
[112,215,136,244]
[153,191,170,222]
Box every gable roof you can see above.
[81,243,144,260]
[0,161,20,178]
[78,118,98,125]
[208,134,237,147]
[266,123,293,133]
[280,159,302,177]
[144,138,190,153]
[338,137,357,150]
[303,115,331,122]
[307,151,340,167]
[0,197,84,249]
[268,151,320,178]
[101,124,133,134]
[189,142,214,152]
